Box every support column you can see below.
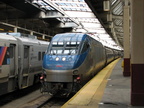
[30,31,33,35]
[14,27,17,33]
[123,0,130,76]
[131,0,144,106]
[42,35,45,39]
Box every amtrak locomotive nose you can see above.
[43,33,88,71]
[42,33,90,96]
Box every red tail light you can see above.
[74,75,81,83]
[76,76,81,80]
[40,76,44,80]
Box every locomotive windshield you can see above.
[48,41,80,55]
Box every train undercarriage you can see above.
[40,76,81,97]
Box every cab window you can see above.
[81,41,90,54]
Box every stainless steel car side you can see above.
[0,33,49,95]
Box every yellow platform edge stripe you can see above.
[61,59,120,108]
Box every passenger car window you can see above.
[0,46,10,65]
[38,52,41,61]
[24,46,29,59]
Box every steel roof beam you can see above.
[0,21,52,37]
[56,22,78,28]
[38,11,63,18]
[28,0,80,26]
[111,0,121,10]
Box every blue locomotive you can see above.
[42,33,119,96]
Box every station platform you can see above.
[61,59,143,108]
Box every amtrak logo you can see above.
[56,65,63,67]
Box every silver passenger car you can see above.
[0,33,49,95]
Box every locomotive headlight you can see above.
[62,57,66,61]
[55,57,59,61]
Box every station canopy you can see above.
[32,0,122,50]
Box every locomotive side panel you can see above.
[77,37,106,84]
[89,37,106,74]
[105,47,115,64]
[113,50,119,59]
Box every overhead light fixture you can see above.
[32,0,37,4]
[103,0,110,11]
[0,28,4,31]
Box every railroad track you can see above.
[0,84,48,108]
[19,94,73,108]
[0,84,73,108]
[20,94,52,108]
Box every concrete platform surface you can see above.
[61,59,144,108]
